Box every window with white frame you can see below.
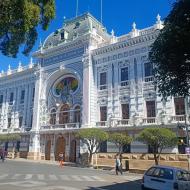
[99,72,107,90]
[120,67,129,86]
[146,101,156,117]
[174,97,185,115]
[0,95,3,108]
[20,90,25,104]
[121,104,130,119]
[144,62,154,82]
[19,116,23,128]
[9,92,14,105]
[100,106,107,121]
[32,87,35,102]
[8,117,11,128]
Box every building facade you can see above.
[0,13,188,161]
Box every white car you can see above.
[141,165,190,190]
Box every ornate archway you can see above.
[45,140,51,160]
[55,136,66,161]
[59,104,70,124]
[70,140,77,162]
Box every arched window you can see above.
[74,106,80,123]
[59,104,70,124]
[50,108,56,125]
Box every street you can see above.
[0,160,142,190]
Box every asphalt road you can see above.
[0,159,142,190]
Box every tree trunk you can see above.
[88,153,93,166]
[154,153,159,165]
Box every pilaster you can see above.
[28,69,42,160]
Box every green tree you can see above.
[0,133,21,142]
[0,0,55,57]
[149,0,190,99]
[76,128,108,165]
[137,127,178,165]
[109,132,132,158]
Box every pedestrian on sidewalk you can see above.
[1,149,6,162]
[115,154,122,175]
[59,152,64,167]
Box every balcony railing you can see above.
[40,123,80,131]
[99,85,108,90]
[0,127,29,133]
[144,76,154,82]
[96,121,107,127]
[171,115,186,123]
[117,119,130,126]
[143,117,156,124]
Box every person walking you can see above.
[115,154,123,175]
[1,149,6,162]
[59,152,64,167]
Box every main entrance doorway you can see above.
[55,136,66,161]
[45,140,51,160]
[70,140,76,162]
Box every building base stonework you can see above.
[92,153,190,172]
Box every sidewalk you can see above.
[8,157,77,167]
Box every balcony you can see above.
[96,121,107,127]
[171,115,186,123]
[40,123,80,131]
[144,76,154,82]
[117,119,130,127]
[142,117,156,125]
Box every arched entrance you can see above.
[55,136,66,161]
[70,140,76,162]
[45,140,51,160]
[59,104,70,124]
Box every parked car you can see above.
[141,165,190,190]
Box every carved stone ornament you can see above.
[119,96,130,103]
[97,97,107,105]
[144,91,156,100]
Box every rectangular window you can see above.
[121,67,129,86]
[32,87,35,101]
[30,114,33,128]
[19,116,23,128]
[0,95,3,108]
[100,106,107,121]
[122,104,130,119]
[8,118,11,128]
[146,101,156,117]
[10,92,14,105]
[99,72,107,90]
[174,97,185,115]
[144,62,153,77]
[20,90,25,104]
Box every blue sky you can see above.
[0,0,175,71]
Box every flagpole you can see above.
[101,0,103,24]
[76,0,79,17]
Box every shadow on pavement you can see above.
[85,179,142,190]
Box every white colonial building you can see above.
[0,13,188,161]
